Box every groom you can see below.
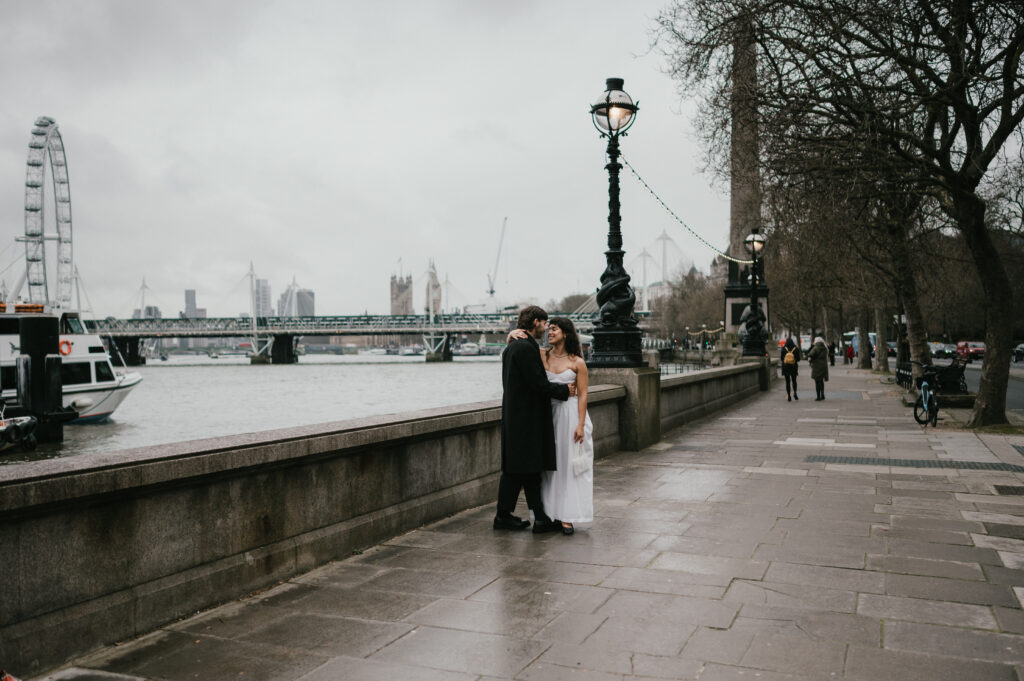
[494,305,574,534]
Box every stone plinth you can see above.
[589,366,661,451]
[737,355,773,390]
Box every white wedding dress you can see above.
[540,368,594,525]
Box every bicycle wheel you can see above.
[959,376,968,393]
[930,394,939,427]
[913,395,930,424]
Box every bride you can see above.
[510,317,594,534]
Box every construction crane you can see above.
[486,217,508,298]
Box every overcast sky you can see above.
[0,0,728,318]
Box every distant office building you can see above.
[182,289,208,348]
[132,305,161,319]
[390,274,413,315]
[278,278,315,317]
[254,278,273,317]
[424,260,442,316]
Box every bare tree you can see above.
[654,0,1024,425]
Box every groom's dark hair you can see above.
[516,305,548,330]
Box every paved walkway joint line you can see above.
[806,454,1024,471]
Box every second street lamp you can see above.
[740,227,768,356]
[589,77,643,367]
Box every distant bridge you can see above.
[85,312,631,338]
[85,312,654,365]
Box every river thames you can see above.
[1,354,503,463]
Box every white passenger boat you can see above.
[0,311,142,422]
[455,342,480,356]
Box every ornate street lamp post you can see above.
[740,227,768,356]
[589,78,643,367]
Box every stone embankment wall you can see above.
[0,363,768,675]
[660,363,764,432]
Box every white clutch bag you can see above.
[571,441,592,476]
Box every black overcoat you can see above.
[500,336,570,474]
[807,341,829,380]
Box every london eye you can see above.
[21,116,74,309]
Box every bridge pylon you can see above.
[423,332,452,362]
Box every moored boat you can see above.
[0,311,142,422]
[455,342,480,356]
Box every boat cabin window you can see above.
[95,361,115,382]
[0,365,15,391]
[61,362,92,386]
[60,316,87,334]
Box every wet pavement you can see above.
[35,366,1024,680]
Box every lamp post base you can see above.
[589,327,644,368]
[741,340,767,357]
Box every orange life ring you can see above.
[59,339,72,356]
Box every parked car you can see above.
[927,341,946,359]
[1014,343,1024,363]
[887,342,897,357]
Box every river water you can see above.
[1,354,503,464]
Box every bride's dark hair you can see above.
[549,317,583,359]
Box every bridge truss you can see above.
[87,312,631,338]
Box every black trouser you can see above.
[815,377,826,398]
[785,374,797,396]
[497,472,547,517]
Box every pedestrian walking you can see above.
[808,336,829,401]
[828,341,836,367]
[845,344,855,365]
[780,337,801,401]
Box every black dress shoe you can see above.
[561,523,575,535]
[493,514,530,530]
[532,518,561,534]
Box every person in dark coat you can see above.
[495,306,572,533]
[780,337,801,401]
[808,336,830,400]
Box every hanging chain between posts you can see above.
[620,155,754,265]
[687,326,725,336]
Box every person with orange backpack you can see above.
[780,336,801,401]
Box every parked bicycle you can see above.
[909,360,939,426]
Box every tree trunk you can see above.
[873,307,889,373]
[821,305,831,346]
[857,311,873,370]
[889,225,930,375]
[956,196,1011,427]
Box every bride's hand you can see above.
[573,424,584,443]
[506,328,528,343]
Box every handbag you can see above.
[571,440,592,476]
